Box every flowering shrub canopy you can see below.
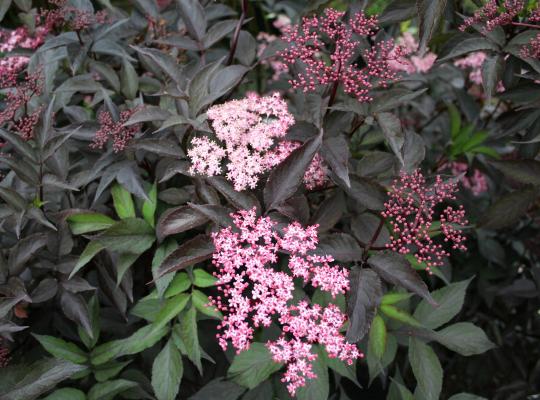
[0,1,539,400]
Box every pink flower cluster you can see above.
[91,109,140,152]
[449,162,488,196]
[0,27,49,88]
[0,71,44,140]
[0,339,9,368]
[279,8,406,102]
[188,93,295,191]
[521,33,540,59]
[388,32,437,74]
[381,170,468,271]
[263,140,328,190]
[42,0,108,32]
[459,0,524,32]
[210,208,359,395]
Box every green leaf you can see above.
[193,269,217,288]
[95,218,155,254]
[67,213,116,235]
[0,359,86,400]
[177,306,203,374]
[296,346,328,400]
[417,0,448,55]
[409,338,443,400]
[381,292,413,305]
[33,334,88,364]
[413,278,471,329]
[153,293,190,328]
[152,240,178,297]
[367,333,397,385]
[369,251,437,306]
[192,289,222,319]
[380,305,421,327]
[152,339,183,400]
[42,388,86,400]
[93,360,131,382]
[111,183,136,219]
[448,394,487,400]
[164,272,192,297]
[448,104,461,140]
[433,322,495,356]
[87,379,138,400]
[131,296,160,322]
[70,241,105,278]
[91,323,169,365]
[369,315,387,361]
[228,343,282,389]
[142,181,158,227]
[264,132,322,211]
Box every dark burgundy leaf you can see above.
[156,205,208,242]
[157,234,215,278]
[346,268,383,342]
[369,251,437,306]
[264,132,322,211]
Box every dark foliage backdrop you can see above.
[0,0,539,399]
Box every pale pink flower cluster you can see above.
[210,208,358,395]
[449,161,488,196]
[263,140,328,190]
[459,0,524,31]
[381,170,468,271]
[388,32,437,74]
[91,109,140,152]
[279,8,406,102]
[188,137,226,176]
[454,52,505,94]
[189,93,295,191]
[454,52,487,85]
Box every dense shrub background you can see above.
[0,0,539,399]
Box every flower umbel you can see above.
[188,93,295,191]
[279,8,406,102]
[91,109,140,152]
[210,208,358,395]
[381,170,468,271]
